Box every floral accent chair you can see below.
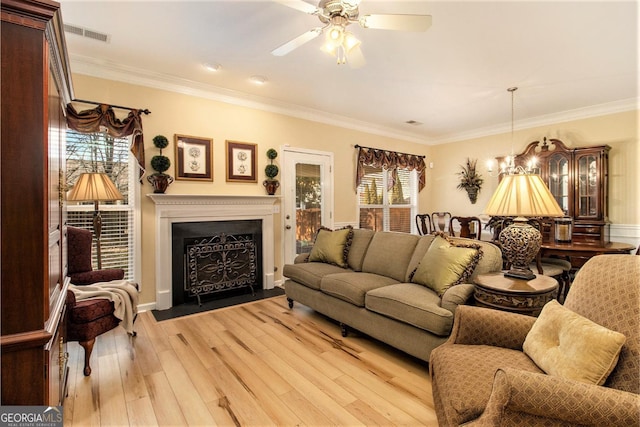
[430,254,639,426]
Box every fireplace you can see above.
[172,220,262,306]
[148,194,279,310]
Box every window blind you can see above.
[66,131,136,279]
[358,165,416,233]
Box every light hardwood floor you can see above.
[63,295,438,426]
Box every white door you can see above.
[282,147,334,265]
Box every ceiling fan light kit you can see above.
[271,0,431,67]
[321,17,362,64]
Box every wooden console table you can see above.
[473,273,558,316]
[539,241,636,269]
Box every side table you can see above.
[474,272,558,316]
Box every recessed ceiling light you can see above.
[204,63,221,72]
[405,120,423,126]
[250,75,268,85]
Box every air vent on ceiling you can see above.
[64,24,110,43]
[405,120,423,126]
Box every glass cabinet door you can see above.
[576,154,599,218]
[547,153,570,215]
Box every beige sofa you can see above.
[283,229,502,362]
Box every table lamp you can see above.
[484,173,564,279]
[67,172,124,269]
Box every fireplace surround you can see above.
[148,194,279,310]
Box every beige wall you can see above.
[72,74,433,304]
[428,110,639,225]
[71,74,638,306]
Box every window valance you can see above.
[66,103,147,180]
[356,145,426,192]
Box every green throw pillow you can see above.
[411,234,482,296]
[308,226,353,268]
[523,300,626,385]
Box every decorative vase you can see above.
[465,187,478,204]
[147,173,174,194]
[263,179,279,195]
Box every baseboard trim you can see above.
[138,302,156,313]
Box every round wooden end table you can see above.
[473,272,558,316]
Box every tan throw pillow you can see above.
[308,226,353,268]
[411,234,482,296]
[523,300,626,385]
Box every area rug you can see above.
[151,287,285,321]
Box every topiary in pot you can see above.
[263,148,279,195]
[147,134,174,193]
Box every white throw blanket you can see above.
[70,280,139,334]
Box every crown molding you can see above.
[69,55,429,145]
[70,55,637,147]
[430,97,639,145]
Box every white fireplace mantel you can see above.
[148,194,280,310]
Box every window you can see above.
[66,131,139,279]
[358,165,417,232]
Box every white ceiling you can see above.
[59,0,638,145]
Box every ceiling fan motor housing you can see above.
[318,0,360,24]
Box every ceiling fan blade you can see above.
[347,45,366,69]
[272,0,318,15]
[360,14,432,32]
[271,28,322,56]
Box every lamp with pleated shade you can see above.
[67,173,123,269]
[484,173,564,279]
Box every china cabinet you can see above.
[496,138,610,245]
[1,0,73,405]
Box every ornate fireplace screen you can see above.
[185,233,257,304]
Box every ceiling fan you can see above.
[271,0,432,68]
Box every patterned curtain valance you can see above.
[356,145,427,192]
[66,103,148,181]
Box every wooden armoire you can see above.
[1,0,74,405]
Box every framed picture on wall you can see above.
[226,140,257,182]
[174,134,213,181]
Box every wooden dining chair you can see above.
[449,216,482,240]
[415,213,432,235]
[431,212,452,233]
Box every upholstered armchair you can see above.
[66,226,126,376]
[67,225,125,284]
[430,254,639,426]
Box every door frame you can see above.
[281,146,334,267]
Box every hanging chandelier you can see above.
[488,87,538,176]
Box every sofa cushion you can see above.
[320,272,399,307]
[365,283,455,336]
[308,226,353,268]
[361,232,420,282]
[412,235,482,296]
[347,229,375,271]
[523,300,626,385]
[283,262,348,290]
[406,234,437,281]
[449,237,503,280]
